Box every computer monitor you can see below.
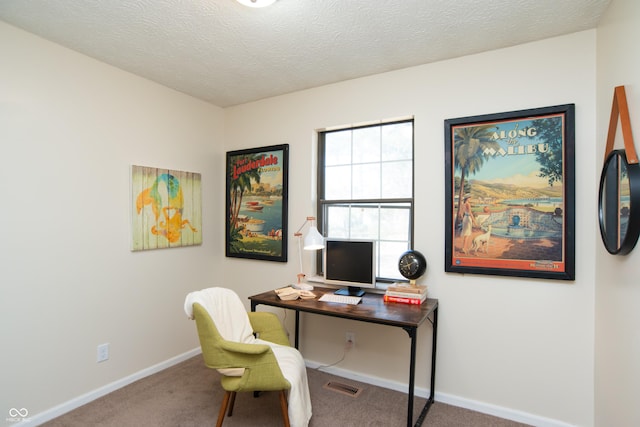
[323,239,376,297]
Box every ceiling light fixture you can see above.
[236,0,277,8]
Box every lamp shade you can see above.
[303,225,324,250]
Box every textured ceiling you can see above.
[0,0,611,107]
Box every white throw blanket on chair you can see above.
[184,287,312,427]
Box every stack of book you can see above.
[383,283,427,305]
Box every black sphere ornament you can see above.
[398,250,427,282]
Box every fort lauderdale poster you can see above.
[225,144,289,262]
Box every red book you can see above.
[383,294,423,305]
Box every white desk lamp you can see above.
[294,216,324,290]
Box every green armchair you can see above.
[188,291,300,427]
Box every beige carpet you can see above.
[43,356,530,426]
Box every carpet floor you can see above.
[43,356,530,426]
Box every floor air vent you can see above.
[323,381,363,398]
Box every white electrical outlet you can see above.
[345,331,355,349]
[97,343,109,362]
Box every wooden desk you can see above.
[249,287,438,427]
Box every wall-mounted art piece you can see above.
[444,104,575,280]
[226,144,289,262]
[131,165,202,251]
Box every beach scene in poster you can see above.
[451,113,567,272]
[228,149,285,258]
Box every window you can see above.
[317,119,414,283]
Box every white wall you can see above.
[595,0,640,426]
[0,22,223,425]
[223,31,597,426]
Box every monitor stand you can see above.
[335,286,365,297]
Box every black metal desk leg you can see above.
[430,307,438,403]
[294,310,300,349]
[407,327,417,427]
[415,307,438,426]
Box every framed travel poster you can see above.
[444,104,575,280]
[226,144,289,262]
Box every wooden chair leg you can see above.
[216,391,232,427]
[227,391,237,416]
[279,390,290,427]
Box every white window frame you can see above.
[316,118,415,285]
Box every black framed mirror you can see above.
[598,149,640,255]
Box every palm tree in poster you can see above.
[453,124,500,228]
[229,155,261,231]
[532,117,565,187]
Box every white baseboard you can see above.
[18,348,202,427]
[305,360,575,427]
[434,392,576,427]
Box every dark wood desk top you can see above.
[249,286,438,329]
